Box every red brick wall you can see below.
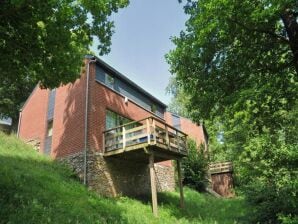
[19,60,207,162]
[19,86,49,152]
[50,73,87,158]
[87,63,161,152]
[18,60,163,159]
[19,67,87,158]
[164,112,207,149]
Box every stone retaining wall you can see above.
[26,139,41,152]
[154,164,175,192]
[59,150,176,197]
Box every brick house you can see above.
[18,55,208,214]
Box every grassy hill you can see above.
[0,132,247,224]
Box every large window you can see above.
[105,110,132,130]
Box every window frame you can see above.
[47,120,53,137]
[105,73,115,89]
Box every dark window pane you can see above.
[172,114,181,130]
[47,120,53,137]
[105,74,114,89]
[105,110,134,130]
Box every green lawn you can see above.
[0,132,248,224]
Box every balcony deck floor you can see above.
[103,142,187,163]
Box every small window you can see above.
[151,104,157,113]
[172,114,181,130]
[47,120,53,137]
[105,73,115,89]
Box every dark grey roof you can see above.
[85,55,167,108]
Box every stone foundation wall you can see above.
[59,150,176,197]
[88,152,151,197]
[154,164,175,192]
[26,139,41,152]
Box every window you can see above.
[172,114,181,130]
[106,110,118,130]
[105,110,132,130]
[47,120,53,137]
[44,120,53,155]
[95,65,166,119]
[151,104,157,113]
[47,89,56,120]
[105,73,115,89]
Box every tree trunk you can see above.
[281,9,298,75]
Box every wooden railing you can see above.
[209,161,233,174]
[103,116,188,155]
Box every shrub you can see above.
[181,139,209,192]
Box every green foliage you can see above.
[167,1,298,223]
[239,134,298,223]
[0,132,247,223]
[0,0,128,121]
[182,139,209,192]
[167,0,297,122]
[166,77,191,118]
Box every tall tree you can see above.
[0,0,128,122]
[167,0,298,223]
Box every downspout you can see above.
[17,110,22,138]
[83,58,96,185]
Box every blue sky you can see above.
[91,0,188,105]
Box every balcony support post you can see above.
[177,159,185,208]
[149,153,158,217]
[122,126,126,150]
[165,125,170,148]
[102,132,105,153]
[152,118,157,144]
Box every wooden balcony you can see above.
[209,161,233,174]
[103,116,188,162]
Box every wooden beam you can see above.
[146,118,151,144]
[152,119,157,144]
[122,126,126,149]
[149,153,158,216]
[102,132,106,153]
[165,125,170,149]
[177,159,185,208]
